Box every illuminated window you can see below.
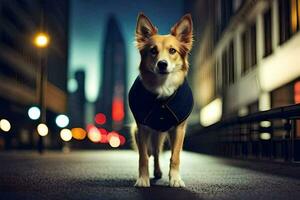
[295,81,300,104]
[290,0,299,33]
[298,0,300,30]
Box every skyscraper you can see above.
[95,15,127,131]
[68,70,86,128]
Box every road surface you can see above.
[1,150,300,200]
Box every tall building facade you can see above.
[188,0,300,126]
[68,70,86,128]
[0,0,69,149]
[185,0,300,160]
[95,15,127,131]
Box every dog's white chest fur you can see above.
[155,75,180,98]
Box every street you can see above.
[1,150,300,200]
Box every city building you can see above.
[187,0,300,160]
[68,70,86,128]
[0,0,69,149]
[95,15,127,131]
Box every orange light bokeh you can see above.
[71,128,87,140]
[295,81,300,103]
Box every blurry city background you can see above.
[0,0,299,161]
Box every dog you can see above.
[129,13,194,187]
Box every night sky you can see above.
[68,0,184,102]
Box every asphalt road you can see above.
[1,150,300,200]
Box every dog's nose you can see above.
[157,60,168,71]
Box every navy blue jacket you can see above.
[129,77,194,132]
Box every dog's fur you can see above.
[131,13,193,187]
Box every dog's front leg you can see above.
[168,120,187,187]
[134,125,150,187]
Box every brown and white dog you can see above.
[129,13,193,187]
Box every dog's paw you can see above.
[134,177,150,187]
[169,177,185,187]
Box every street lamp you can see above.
[33,32,50,153]
[34,33,49,48]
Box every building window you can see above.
[221,0,233,32]
[222,49,228,87]
[241,23,257,75]
[278,0,300,44]
[278,0,291,44]
[228,41,235,84]
[291,0,300,33]
[215,59,222,94]
[263,8,272,57]
[250,24,257,67]
[241,31,247,75]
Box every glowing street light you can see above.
[55,114,69,128]
[0,119,11,132]
[88,127,101,143]
[60,129,72,142]
[33,32,50,48]
[37,123,48,137]
[28,106,41,120]
[33,31,50,154]
[109,135,121,148]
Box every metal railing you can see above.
[185,103,300,162]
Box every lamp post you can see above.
[33,32,49,153]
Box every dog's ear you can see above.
[136,13,157,48]
[171,14,193,52]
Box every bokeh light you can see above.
[88,127,101,143]
[68,78,78,93]
[60,129,72,142]
[295,81,300,103]
[109,135,121,148]
[99,128,108,143]
[112,98,124,121]
[34,32,49,48]
[260,132,271,140]
[107,131,119,141]
[95,113,106,125]
[0,119,11,132]
[55,114,69,128]
[71,128,87,140]
[37,123,48,136]
[108,131,122,148]
[119,134,126,145]
[28,106,40,120]
[86,124,94,132]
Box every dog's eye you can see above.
[169,48,176,55]
[150,46,158,55]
